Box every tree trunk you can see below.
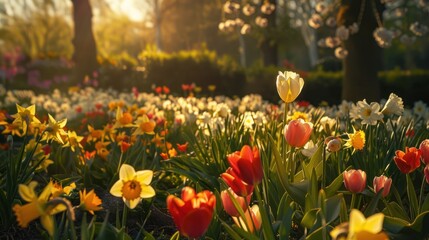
[154,0,163,51]
[339,0,384,102]
[259,0,278,66]
[71,0,98,84]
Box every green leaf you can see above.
[384,211,429,239]
[324,168,349,198]
[306,225,333,240]
[383,202,411,222]
[268,133,288,191]
[421,191,429,213]
[301,208,320,229]
[294,143,325,182]
[363,190,383,217]
[169,231,181,240]
[406,174,419,219]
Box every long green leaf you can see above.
[406,174,419,219]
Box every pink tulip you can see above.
[424,165,429,184]
[373,175,392,197]
[284,119,313,148]
[420,139,429,165]
[343,169,367,193]
[232,204,262,233]
[221,188,252,217]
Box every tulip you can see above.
[373,175,392,197]
[167,187,216,239]
[393,147,421,174]
[227,145,263,185]
[221,168,254,197]
[221,188,252,217]
[276,71,304,103]
[343,169,367,193]
[232,204,262,233]
[420,139,429,165]
[424,165,429,184]
[284,119,313,148]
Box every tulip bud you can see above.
[420,139,429,165]
[221,188,251,217]
[424,165,429,184]
[343,169,367,193]
[373,175,392,197]
[284,119,313,148]
[326,137,342,152]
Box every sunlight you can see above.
[118,0,145,21]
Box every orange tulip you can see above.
[227,145,263,185]
[284,119,313,148]
[221,168,254,197]
[373,175,392,197]
[167,187,216,239]
[393,147,421,174]
[343,169,367,193]
[221,188,252,217]
[424,165,429,184]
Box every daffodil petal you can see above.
[19,183,37,202]
[40,215,55,237]
[110,180,124,197]
[126,198,140,209]
[363,213,384,233]
[119,164,136,181]
[38,182,53,201]
[349,209,366,233]
[135,170,153,185]
[140,185,156,199]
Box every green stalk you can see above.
[121,204,128,229]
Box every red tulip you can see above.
[227,145,263,185]
[167,187,216,239]
[343,169,367,193]
[221,188,252,217]
[393,147,421,174]
[284,119,313,148]
[420,139,429,165]
[373,175,392,197]
[221,168,254,197]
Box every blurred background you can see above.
[0,0,428,105]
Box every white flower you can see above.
[325,37,341,48]
[308,14,323,29]
[318,116,337,134]
[242,4,255,16]
[255,17,268,28]
[349,22,359,34]
[325,17,336,28]
[276,71,305,103]
[410,22,428,36]
[356,99,383,125]
[261,2,275,15]
[413,101,427,118]
[373,27,394,48]
[223,1,240,14]
[302,140,318,158]
[336,26,349,41]
[241,24,251,35]
[381,93,404,116]
[334,47,348,59]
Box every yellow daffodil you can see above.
[133,114,156,135]
[349,209,387,240]
[276,71,304,103]
[110,164,156,209]
[345,128,366,152]
[43,114,67,144]
[87,125,103,142]
[11,104,41,134]
[113,107,134,129]
[2,121,23,136]
[330,209,389,240]
[13,182,66,236]
[79,189,102,215]
[63,131,84,152]
[289,111,309,122]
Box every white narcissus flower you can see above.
[335,47,348,59]
[110,164,155,209]
[276,71,305,103]
[356,99,383,125]
[302,140,318,158]
[381,93,404,116]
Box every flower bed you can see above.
[0,71,429,239]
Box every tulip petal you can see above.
[181,208,212,238]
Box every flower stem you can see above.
[350,193,357,211]
[122,204,128,229]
